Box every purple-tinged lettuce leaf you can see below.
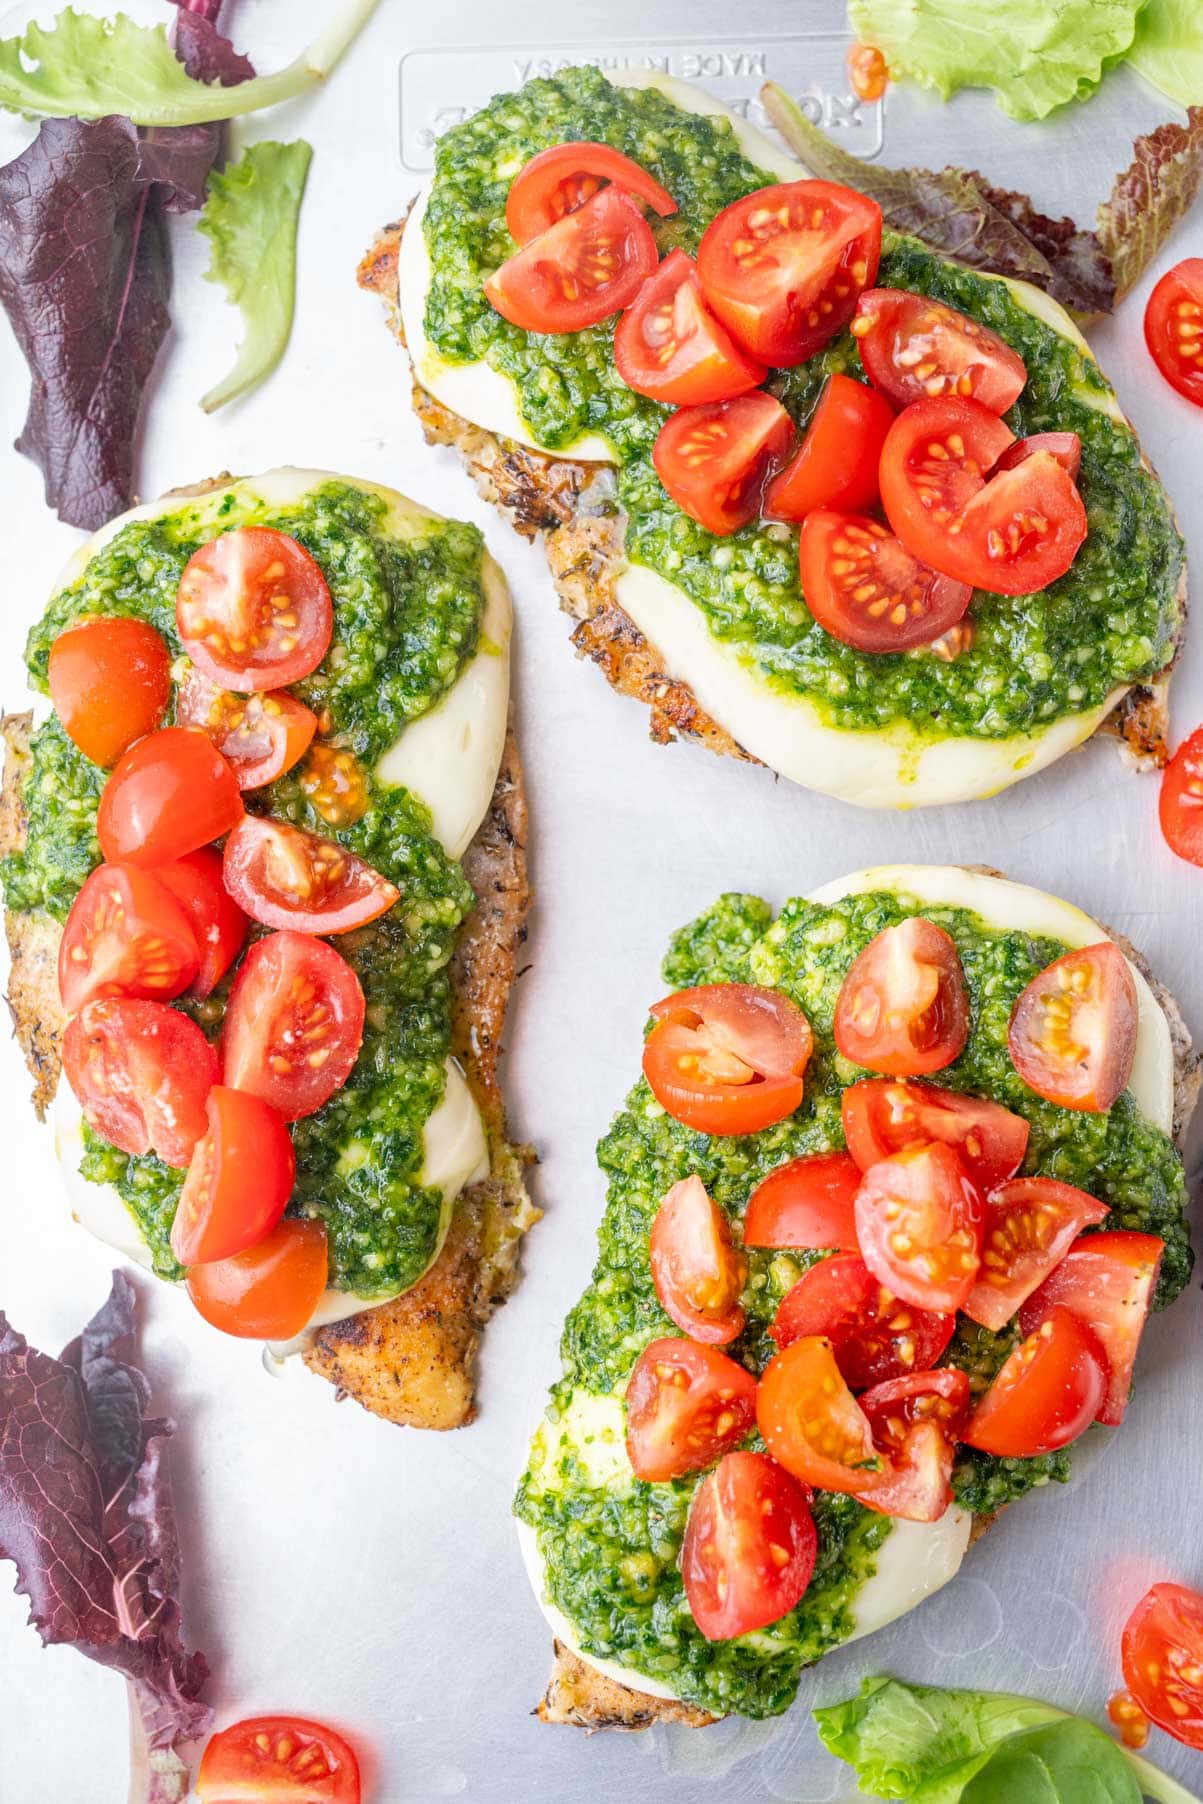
[1098,107,1203,300]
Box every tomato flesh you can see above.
[856,1369,969,1522]
[1122,1583,1203,1753]
[97,727,244,868]
[222,816,399,935]
[1019,1229,1163,1425]
[505,141,676,245]
[485,185,657,334]
[48,617,170,767]
[624,1337,757,1482]
[178,666,317,790]
[742,1151,861,1251]
[799,508,971,653]
[1008,942,1137,1113]
[614,249,766,405]
[171,1085,295,1266]
[649,1175,747,1344]
[764,374,895,520]
[834,916,970,1077]
[681,1450,817,1641]
[177,527,333,692]
[962,1304,1107,1457]
[771,1251,956,1391]
[842,1078,1029,1193]
[1144,258,1203,407]
[853,288,1027,413]
[59,863,200,1014]
[221,931,365,1121]
[187,1218,328,1340]
[62,998,218,1168]
[155,848,249,999]
[1160,724,1203,867]
[994,431,1081,480]
[196,1713,361,1803]
[961,1177,1109,1332]
[757,1336,885,1495]
[855,1142,984,1313]
[652,393,793,535]
[642,982,813,1135]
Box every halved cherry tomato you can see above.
[624,1337,757,1482]
[855,1142,984,1312]
[697,180,882,366]
[962,1178,1109,1332]
[681,1450,817,1641]
[742,1151,861,1251]
[1160,724,1203,867]
[222,817,399,935]
[1144,259,1203,407]
[852,289,1027,413]
[649,1175,747,1344]
[764,375,895,521]
[59,863,200,1014]
[799,509,972,653]
[652,393,793,536]
[485,186,657,334]
[847,42,889,102]
[155,848,249,999]
[1008,942,1137,1113]
[177,667,317,790]
[1122,1583,1203,1752]
[962,1304,1107,1457]
[642,983,813,1136]
[771,1252,956,1390]
[171,1085,295,1266]
[48,617,170,768]
[834,917,970,1077]
[196,1713,361,1803]
[177,528,333,692]
[221,931,365,1121]
[614,249,766,405]
[994,431,1081,481]
[842,1078,1029,1194]
[62,998,218,1168]
[757,1336,885,1495]
[505,141,677,245]
[187,1218,328,1340]
[856,1368,969,1522]
[1019,1229,1163,1425]
[97,727,244,868]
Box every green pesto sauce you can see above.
[424,67,1183,743]
[5,480,486,1298]
[515,888,1191,1718]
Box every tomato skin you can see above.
[196,1713,361,1803]
[995,431,1081,481]
[963,1304,1107,1457]
[642,983,813,1136]
[221,932,365,1120]
[799,509,971,653]
[652,393,793,535]
[177,667,317,790]
[1122,1583,1203,1752]
[853,288,1027,413]
[48,617,170,767]
[764,374,895,520]
[177,527,333,692]
[855,1142,984,1313]
[1160,724,1203,867]
[681,1451,817,1641]
[1019,1229,1163,1425]
[485,186,657,334]
[614,249,767,405]
[834,917,970,1077]
[757,1336,885,1495]
[187,1219,328,1340]
[59,863,200,1014]
[506,141,677,244]
[649,1176,747,1345]
[961,1177,1109,1333]
[624,1337,757,1482]
[222,817,399,935]
[742,1151,861,1251]
[770,1252,956,1390]
[97,727,244,868]
[1008,942,1137,1113]
[1144,259,1203,406]
[842,1078,1029,1194]
[154,848,249,999]
[62,998,218,1168]
[171,1085,295,1266]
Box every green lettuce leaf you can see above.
[198,138,312,411]
[1098,108,1203,299]
[1129,0,1203,106]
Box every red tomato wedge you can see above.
[59,863,200,1014]
[771,1251,956,1390]
[155,848,249,999]
[187,1218,328,1340]
[652,393,793,535]
[1019,1229,1163,1425]
[221,932,365,1120]
[842,1078,1029,1194]
[861,1367,970,1451]
[614,249,766,405]
[171,1085,295,1266]
[196,1714,361,1803]
[97,727,244,868]
[222,817,399,934]
[62,998,218,1168]
[697,180,882,366]
[1144,258,1203,407]
[1160,724,1203,867]
[834,917,970,1077]
[642,982,813,1135]
[757,1336,885,1495]
[624,1337,757,1482]
[177,528,333,692]
[856,1368,969,1522]
[1122,1583,1203,1753]
[961,1177,1109,1332]
[485,186,657,334]
[1008,942,1137,1114]
[681,1450,817,1641]
[649,1175,747,1344]
[764,375,894,521]
[505,141,677,244]
[799,509,972,653]
[994,431,1081,481]
[855,1142,984,1313]
[963,1304,1107,1457]
[852,288,1027,413]
[177,667,317,790]
[742,1151,861,1251]
[48,617,170,768]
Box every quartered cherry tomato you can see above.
[764,374,895,520]
[1008,942,1137,1113]
[961,1177,1109,1332]
[642,982,813,1135]
[177,528,333,692]
[742,1151,861,1251]
[62,998,218,1168]
[624,1337,757,1482]
[852,288,1027,413]
[59,863,200,1014]
[485,186,657,333]
[196,1713,361,1803]
[855,1142,984,1313]
[221,932,365,1121]
[187,1218,329,1341]
[1144,259,1203,407]
[614,249,766,404]
[652,392,793,535]
[155,848,249,999]
[834,917,970,1077]
[681,1450,817,1641]
[48,616,170,767]
[856,1368,969,1522]
[847,42,889,102]
[757,1336,885,1495]
[171,1085,295,1266]
[649,1175,747,1344]
[962,1304,1107,1457]
[221,817,399,935]
[697,180,882,366]
[1122,1583,1203,1752]
[994,431,1081,481]
[861,1367,970,1452]
[799,509,971,653]
[841,1078,1029,1194]
[770,1251,956,1390]
[96,727,244,868]
[505,141,677,245]
[1160,724,1203,867]
[1020,1229,1163,1425]
[177,667,317,790]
